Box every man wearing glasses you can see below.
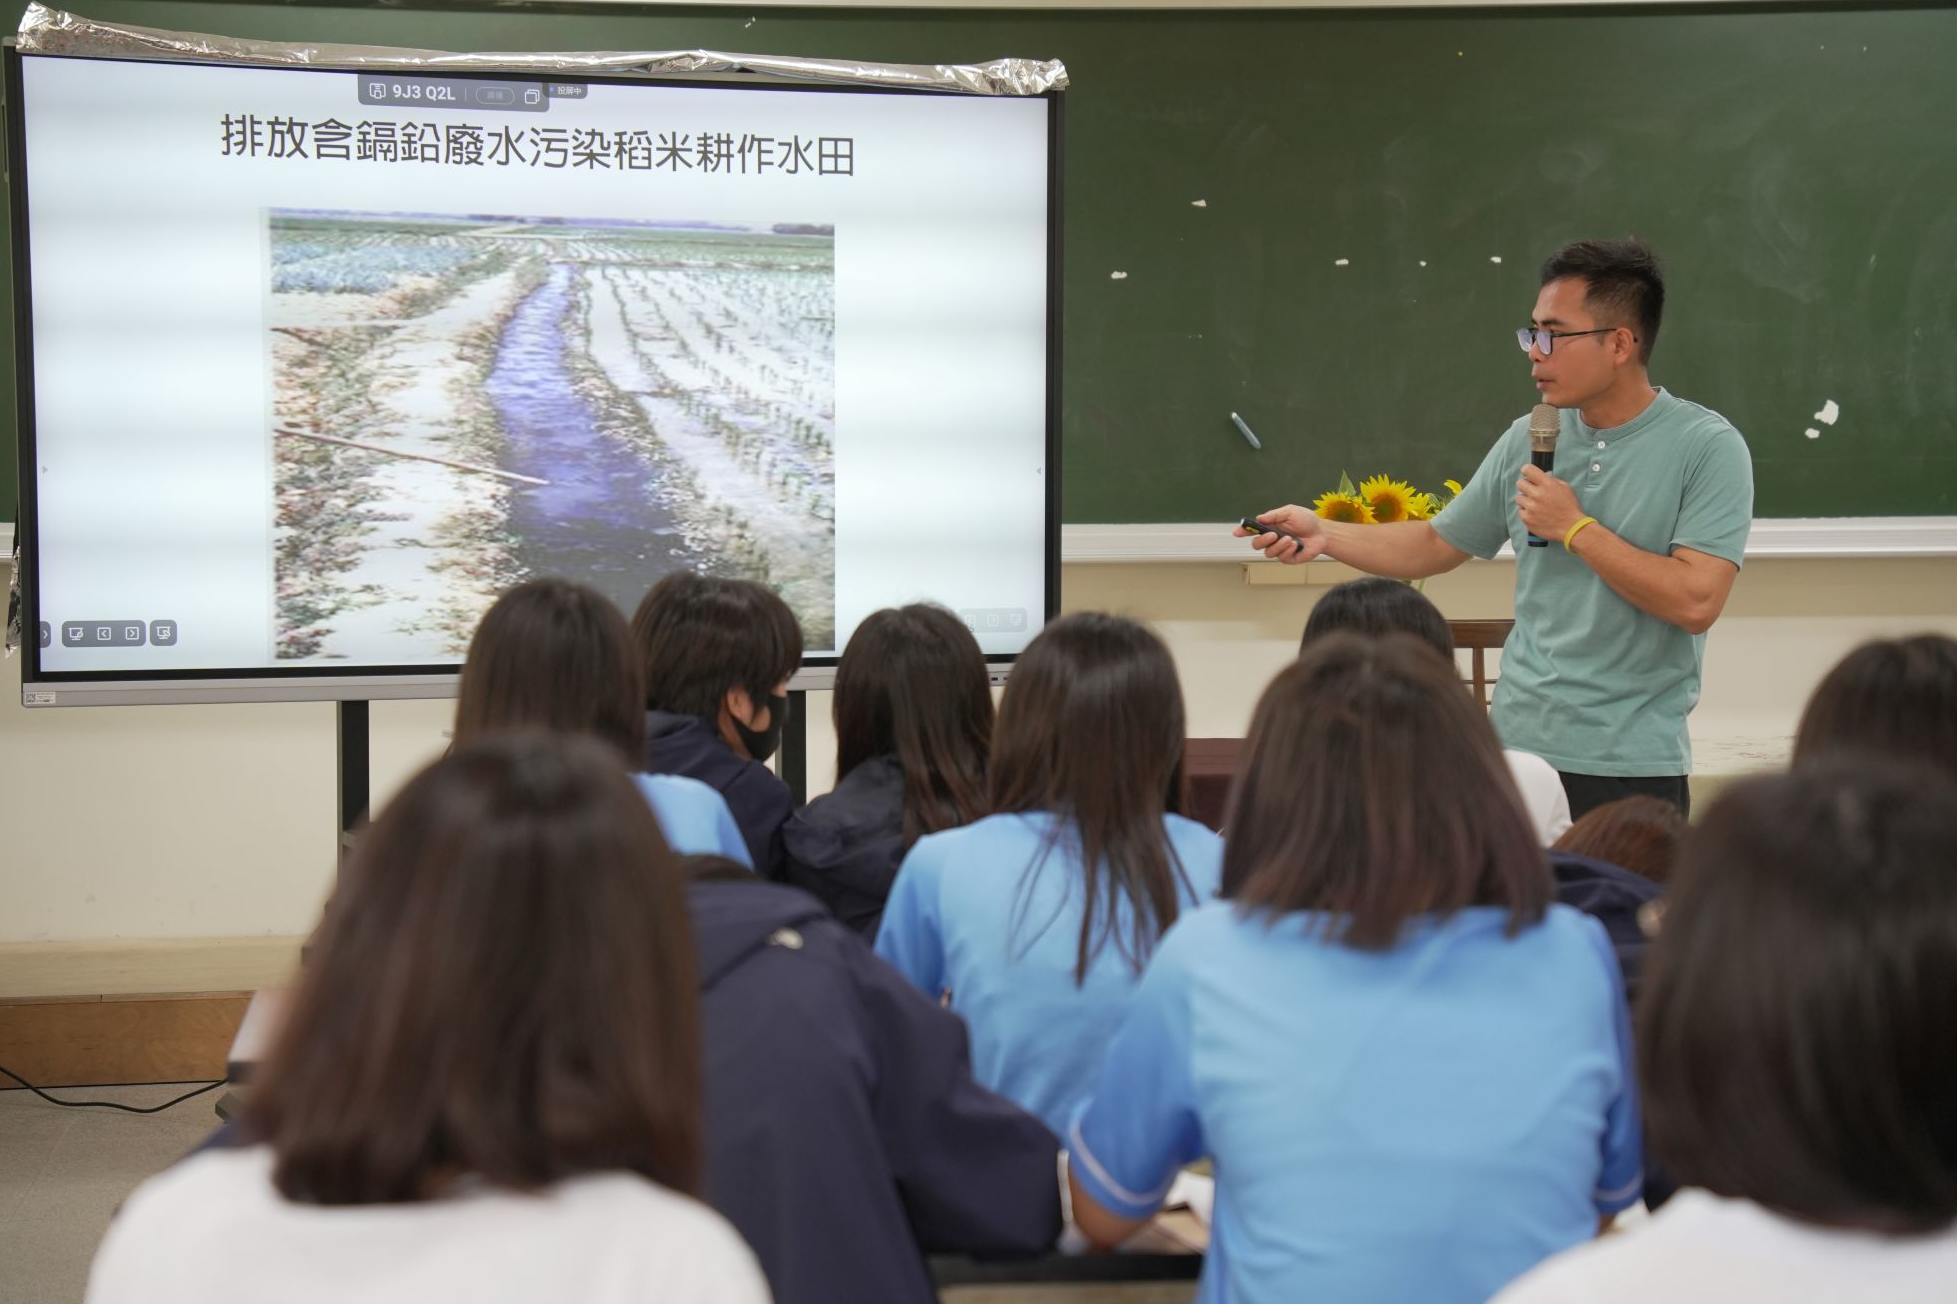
[1241,238,1752,819]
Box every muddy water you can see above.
[487,262,694,612]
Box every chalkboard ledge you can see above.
[1062,518,1957,564]
[2,520,1951,574]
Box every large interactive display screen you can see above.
[10,50,1057,703]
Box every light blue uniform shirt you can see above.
[1071,902,1641,1304]
[1432,389,1753,776]
[634,772,753,866]
[874,811,1223,1137]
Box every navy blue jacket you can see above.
[1549,849,1675,1209]
[691,877,1061,1304]
[780,754,907,939]
[1550,850,1662,1002]
[644,710,792,878]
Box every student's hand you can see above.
[1235,505,1327,564]
[1516,466,1583,543]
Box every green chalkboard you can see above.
[6,1,1956,525]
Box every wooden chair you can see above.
[1448,619,1514,711]
[1183,738,1241,833]
[1183,619,1515,832]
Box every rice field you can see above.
[266,210,837,661]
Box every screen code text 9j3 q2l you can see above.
[356,77,583,114]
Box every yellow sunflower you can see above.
[1313,491,1377,524]
[1444,479,1464,497]
[1358,475,1420,524]
[1407,493,1439,521]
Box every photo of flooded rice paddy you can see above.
[267,208,835,660]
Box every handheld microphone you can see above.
[1526,403,1558,548]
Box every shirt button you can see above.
[1592,462,1602,473]
[1596,440,1606,448]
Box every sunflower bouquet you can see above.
[1313,473,1462,525]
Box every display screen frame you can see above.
[8,46,1061,706]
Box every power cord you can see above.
[1,1063,224,1114]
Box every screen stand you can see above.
[337,699,370,858]
[782,690,808,807]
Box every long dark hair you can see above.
[991,612,1192,984]
[1300,576,1454,659]
[833,604,992,847]
[1224,633,1550,947]
[453,578,645,764]
[1792,634,1957,783]
[1641,760,1957,1232]
[243,733,701,1203]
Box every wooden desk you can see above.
[933,1253,1197,1303]
[1183,739,1240,833]
[933,1218,1203,1302]
[226,987,290,1082]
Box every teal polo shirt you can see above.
[1431,389,1753,777]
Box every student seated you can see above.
[1301,576,1572,843]
[875,612,1223,1136]
[1792,633,1957,781]
[680,853,1061,1304]
[454,577,749,862]
[86,735,766,1304]
[1495,760,1957,1304]
[632,573,802,876]
[1068,634,1641,1304]
[1298,578,1658,994]
[1553,796,1685,886]
[782,603,992,937]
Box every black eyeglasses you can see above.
[1515,327,1626,356]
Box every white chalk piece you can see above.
[1110,271,1129,280]
[1419,260,1428,267]
[1229,412,1264,451]
[1814,399,1841,425]
[1490,256,1503,264]
[1191,199,1208,208]
[1805,428,1822,440]
[1335,258,1350,266]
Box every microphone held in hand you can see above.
[1526,403,1558,548]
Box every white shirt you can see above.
[87,1148,771,1304]
[1494,1188,1957,1304]
[1506,749,1574,845]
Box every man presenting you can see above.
[1242,239,1752,817]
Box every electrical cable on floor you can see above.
[0,1064,224,1113]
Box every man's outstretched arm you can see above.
[1236,510,1472,581]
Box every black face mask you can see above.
[733,691,790,764]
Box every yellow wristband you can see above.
[1563,516,1599,550]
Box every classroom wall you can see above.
[4,553,1954,954]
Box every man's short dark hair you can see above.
[1540,238,1665,364]
[1641,760,1957,1233]
[631,573,803,718]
